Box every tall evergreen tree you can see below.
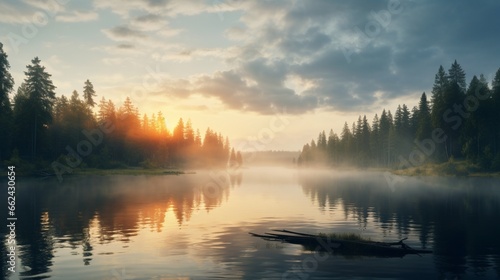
[142,114,149,132]
[173,118,185,143]
[119,97,140,132]
[340,122,352,163]
[318,130,327,151]
[447,60,467,93]
[97,97,116,124]
[462,76,481,161]
[409,106,419,139]
[371,114,380,164]
[13,57,56,159]
[462,75,493,167]
[195,129,202,147]
[185,119,195,145]
[394,105,410,157]
[360,115,371,163]
[442,82,464,159]
[379,110,392,166]
[394,105,403,132]
[0,42,14,161]
[492,68,500,158]
[156,112,167,136]
[430,65,449,160]
[83,79,96,107]
[327,129,338,164]
[416,92,432,141]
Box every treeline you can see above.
[298,61,500,171]
[0,43,241,170]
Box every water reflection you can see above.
[0,170,241,279]
[298,171,500,279]
[1,168,500,279]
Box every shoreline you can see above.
[390,161,500,178]
[296,161,500,178]
[10,167,192,178]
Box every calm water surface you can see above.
[1,167,500,279]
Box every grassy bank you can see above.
[71,168,189,176]
[4,162,190,177]
[392,160,500,177]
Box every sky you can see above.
[1,0,499,151]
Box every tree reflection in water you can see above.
[0,170,242,279]
[298,170,500,279]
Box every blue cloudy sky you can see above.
[1,0,499,150]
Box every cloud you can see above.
[55,10,98,22]
[129,13,183,37]
[153,58,318,114]
[131,13,165,31]
[194,70,311,114]
[159,47,236,62]
[0,2,44,23]
[22,0,66,13]
[93,0,212,18]
[0,1,92,24]
[116,43,135,49]
[102,26,147,41]
[97,0,500,115]
[206,0,500,113]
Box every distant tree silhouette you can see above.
[298,61,500,171]
[0,42,14,161]
[0,45,239,171]
[236,151,243,167]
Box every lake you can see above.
[2,167,500,279]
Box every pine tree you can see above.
[371,114,380,164]
[379,110,392,166]
[318,130,327,151]
[394,105,403,132]
[492,68,500,159]
[148,113,156,133]
[173,118,185,143]
[462,76,481,161]
[185,119,194,145]
[327,129,338,164]
[340,122,352,163]
[462,74,493,168]
[83,79,96,107]
[360,115,371,164]
[430,65,449,160]
[142,114,149,132]
[14,57,56,159]
[401,105,410,135]
[117,97,140,135]
[448,60,467,93]
[0,42,14,161]
[394,105,404,157]
[409,106,419,139]
[443,82,464,159]
[490,78,500,171]
[416,92,432,141]
[195,129,202,147]
[97,98,116,124]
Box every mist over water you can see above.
[1,167,500,279]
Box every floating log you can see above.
[249,229,432,257]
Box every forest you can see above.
[298,61,500,172]
[0,42,242,173]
